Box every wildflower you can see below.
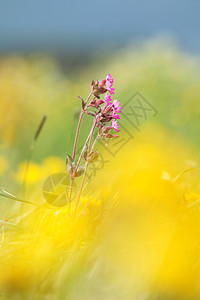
[111,119,120,132]
[106,74,115,95]
[106,74,114,87]
[104,93,112,105]
[111,112,120,119]
[113,99,122,114]
[107,86,115,95]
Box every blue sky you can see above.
[1,0,200,53]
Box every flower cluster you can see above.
[66,74,121,215]
[90,74,122,139]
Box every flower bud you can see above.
[91,79,107,98]
[75,166,85,177]
[87,151,99,163]
[99,79,106,86]
[101,115,112,123]
[104,105,113,113]
[89,99,97,107]
[96,99,104,106]
[66,154,75,177]
[93,87,107,98]
[91,80,95,87]
[102,126,112,133]
[105,134,119,138]
[83,143,89,160]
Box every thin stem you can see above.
[68,91,93,215]
[74,119,97,217]
[91,133,99,152]
[72,111,84,160]
[82,135,100,191]
[72,91,93,161]
[75,120,96,172]
[85,91,93,105]
[88,121,96,151]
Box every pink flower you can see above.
[107,87,115,95]
[106,74,115,95]
[104,93,112,105]
[111,112,120,119]
[106,74,114,86]
[111,119,120,132]
[113,99,122,113]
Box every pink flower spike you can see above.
[113,99,122,113]
[104,93,112,105]
[111,119,120,132]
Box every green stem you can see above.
[91,133,99,151]
[72,111,84,161]
[74,119,97,217]
[72,91,93,161]
[85,91,93,105]
[82,134,100,191]
[75,119,97,172]
[68,91,93,215]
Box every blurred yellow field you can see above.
[1,40,200,299]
